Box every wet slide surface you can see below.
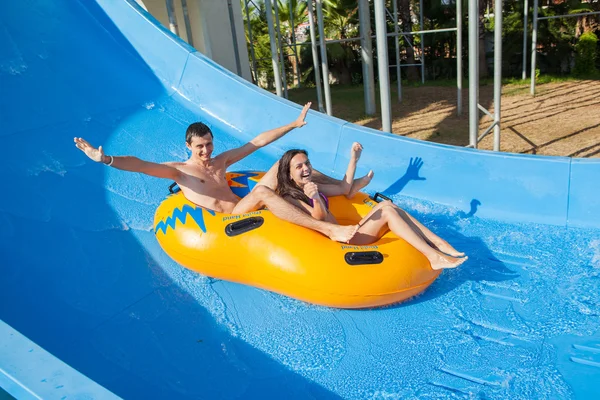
[1,1,599,398]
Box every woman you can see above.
[256,142,374,199]
[275,148,467,270]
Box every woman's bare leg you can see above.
[369,201,463,257]
[370,201,464,257]
[232,185,358,243]
[350,205,467,270]
[391,206,465,257]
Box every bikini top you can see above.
[308,192,329,209]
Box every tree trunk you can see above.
[397,0,420,81]
[329,43,354,85]
[288,54,300,86]
[335,59,353,85]
[576,15,599,38]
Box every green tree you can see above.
[276,0,308,86]
[398,0,420,81]
[322,0,361,85]
[574,31,598,76]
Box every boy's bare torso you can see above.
[167,158,240,213]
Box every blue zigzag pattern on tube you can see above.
[229,171,262,198]
[155,205,216,234]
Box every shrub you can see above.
[573,32,598,76]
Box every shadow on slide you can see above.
[0,1,341,398]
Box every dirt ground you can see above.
[290,80,600,158]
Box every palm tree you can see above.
[321,0,360,84]
[242,0,281,88]
[276,0,308,86]
[397,0,420,81]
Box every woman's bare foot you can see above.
[429,253,468,270]
[446,250,466,258]
[438,245,465,258]
[347,170,374,198]
[435,241,465,258]
[327,224,359,243]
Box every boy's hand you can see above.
[292,102,311,128]
[74,137,106,163]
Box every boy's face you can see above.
[187,135,214,161]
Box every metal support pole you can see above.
[227,0,243,76]
[457,0,463,115]
[359,0,376,115]
[539,11,600,20]
[289,2,301,88]
[316,0,332,115]
[493,0,503,151]
[265,0,283,96]
[273,0,288,98]
[181,0,194,46]
[420,0,425,83]
[530,0,538,95]
[374,0,392,132]
[165,0,179,35]
[478,103,493,117]
[468,0,479,147]
[393,0,402,102]
[387,27,458,36]
[522,0,528,79]
[477,121,498,142]
[244,0,258,83]
[307,0,325,112]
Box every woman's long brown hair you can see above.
[275,149,312,205]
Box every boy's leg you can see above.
[312,170,342,185]
[312,170,350,196]
[253,162,371,197]
[254,162,348,196]
[252,161,279,191]
[232,185,358,243]
[314,170,374,198]
[347,170,374,198]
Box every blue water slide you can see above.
[1,0,599,399]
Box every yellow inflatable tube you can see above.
[153,171,440,309]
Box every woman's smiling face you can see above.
[289,153,312,187]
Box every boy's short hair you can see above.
[186,122,213,143]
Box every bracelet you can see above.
[105,155,114,166]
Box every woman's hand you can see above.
[350,142,363,162]
[303,181,329,221]
[303,181,320,199]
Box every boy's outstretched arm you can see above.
[217,102,312,168]
[74,137,182,181]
